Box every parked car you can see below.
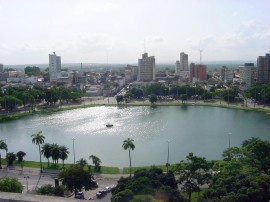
[75,191,85,199]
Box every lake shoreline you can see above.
[1,98,270,123]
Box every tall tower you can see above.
[138,53,155,81]
[257,54,270,84]
[180,52,188,71]
[49,52,61,82]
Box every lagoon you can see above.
[0,106,270,168]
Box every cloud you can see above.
[187,36,216,50]
[151,36,164,43]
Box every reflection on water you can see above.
[0,106,270,167]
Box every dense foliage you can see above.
[125,82,242,103]
[58,165,97,193]
[202,138,270,201]
[0,177,23,193]
[0,86,84,112]
[24,66,41,76]
[111,167,183,202]
[174,153,212,202]
[246,83,270,105]
[36,184,65,197]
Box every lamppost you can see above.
[24,176,30,192]
[166,140,171,173]
[228,133,231,148]
[72,138,76,164]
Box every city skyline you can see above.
[1,0,270,65]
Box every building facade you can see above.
[0,64,3,72]
[257,53,270,84]
[239,63,255,90]
[138,53,155,82]
[190,63,207,82]
[175,61,180,74]
[180,52,188,71]
[49,52,61,82]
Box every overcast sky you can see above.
[0,0,270,65]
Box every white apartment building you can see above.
[138,53,155,82]
[239,63,255,90]
[175,61,180,74]
[49,52,61,82]
[180,52,188,71]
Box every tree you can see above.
[203,138,270,201]
[59,145,69,167]
[0,95,22,112]
[242,137,270,173]
[175,153,211,202]
[31,131,45,171]
[89,155,101,172]
[59,165,97,196]
[111,167,183,202]
[76,158,88,168]
[116,95,124,104]
[6,152,16,166]
[51,143,60,166]
[16,151,26,162]
[0,177,23,193]
[181,94,188,104]
[122,138,135,177]
[41,143,52,167]
[24,66,41,76]
[149,94,157,104]
[0,140,8,169]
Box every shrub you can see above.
[0,177,23,193]
[36,184,65,197]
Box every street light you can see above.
[72,138,76,164]
[228,133,231,148]
[166,140,171,173]
[24,176,30,192]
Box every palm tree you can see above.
[0,140,8,169]
[122,138,135,177]
[89,155,101,172]
[76,158,88,168]
[59,145,69,167]
[51,143,60,166]
[41,143,52,167]
[31,131,45,171]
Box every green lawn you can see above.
[1,159,119,174]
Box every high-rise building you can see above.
[180,52,188,71]
[49,52,61,82]
[138,53,155,81]
[125,65,138,83]
[239,63,255,90]
[257,53,270,84]
[175,61,180,74]
[0,64,3,72]
[190,63,207,82]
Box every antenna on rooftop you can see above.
[200,50,203,65]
